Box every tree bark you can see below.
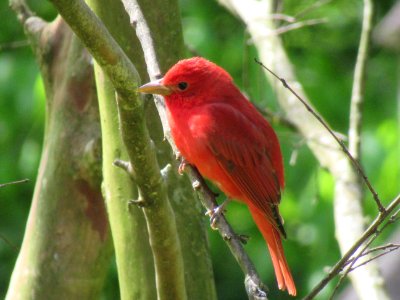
[218,0,389,299]
[6,17,112,299]
[48,0,216,298]
[85,1,157,299]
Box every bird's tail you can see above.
[248,204,296,296]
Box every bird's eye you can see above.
[177,82,188,91]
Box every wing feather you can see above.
[194,103,286,237]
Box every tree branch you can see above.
[10,0,47,56]
[0,179,29,188]
[254,58,383,212]
[122,1,268,298]
[274,18,327,35]
[331,0,389,298]
[343,243,400,270]
[217,0,391,299]
[349,0,373,160]
[6,11,113,298]
[9,0,34,24]
[304,193,400,300]
[48,0,187,298]
[0,40,29,52]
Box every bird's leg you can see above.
[206,198,231,229]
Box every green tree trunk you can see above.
[87,0,217,298]
[8,0,217,298]
[6,18,112,299]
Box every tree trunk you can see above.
[7,17,112,299]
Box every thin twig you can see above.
[274,18,327,35]
[9,0,34,24]
[0,179,29,188]
[349,244,400,272]
[124,1,269,298]
[254,58,385,213]
[303,193,400,300]
[294,0,332,19]
[331,1,386,299]
[343,243,400,267]
[0,40,30,52]
[329,231,377,299]
[0,233,19,252]
[112,159,132,175]
[269,13,296,23]
[188,167,269,299]
[349,0,374,160]
[254,104,297,131]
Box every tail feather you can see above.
[248,204,296,296]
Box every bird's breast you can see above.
[166,105,244,201]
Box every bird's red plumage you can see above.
[156,57,295,296]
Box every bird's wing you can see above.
[191,103,286,237]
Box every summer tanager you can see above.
[138,57,296,296]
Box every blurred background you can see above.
[0,0,398,299]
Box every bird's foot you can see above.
[206,198,231,229]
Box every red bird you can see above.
[138,57,296,296]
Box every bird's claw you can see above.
[206,199,230,230]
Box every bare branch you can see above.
[330,1,389,299]
[123,1,269,298]
[0,40,29,52]
[215,2,394,299]
[349,244,400,272]
[254,104,297,131]
[0,179,29,188]
[112,159,133,176]
[10,0,47,46]
[274,18,327,35]
[304,193,400,300]
[349,0,374,160]
[9,0,34,24]
[0,233,19,252]
[294,0,332,19]
[269,13,296,23]
[188,167,269,300]
[330,232,377,299]
[254,58,384,212]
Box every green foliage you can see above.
[1,0,398,299]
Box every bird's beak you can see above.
[138,78,172,96]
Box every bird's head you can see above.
[138,57,234,105]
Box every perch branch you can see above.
[122,1,268,298]
[294,0,332,19]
